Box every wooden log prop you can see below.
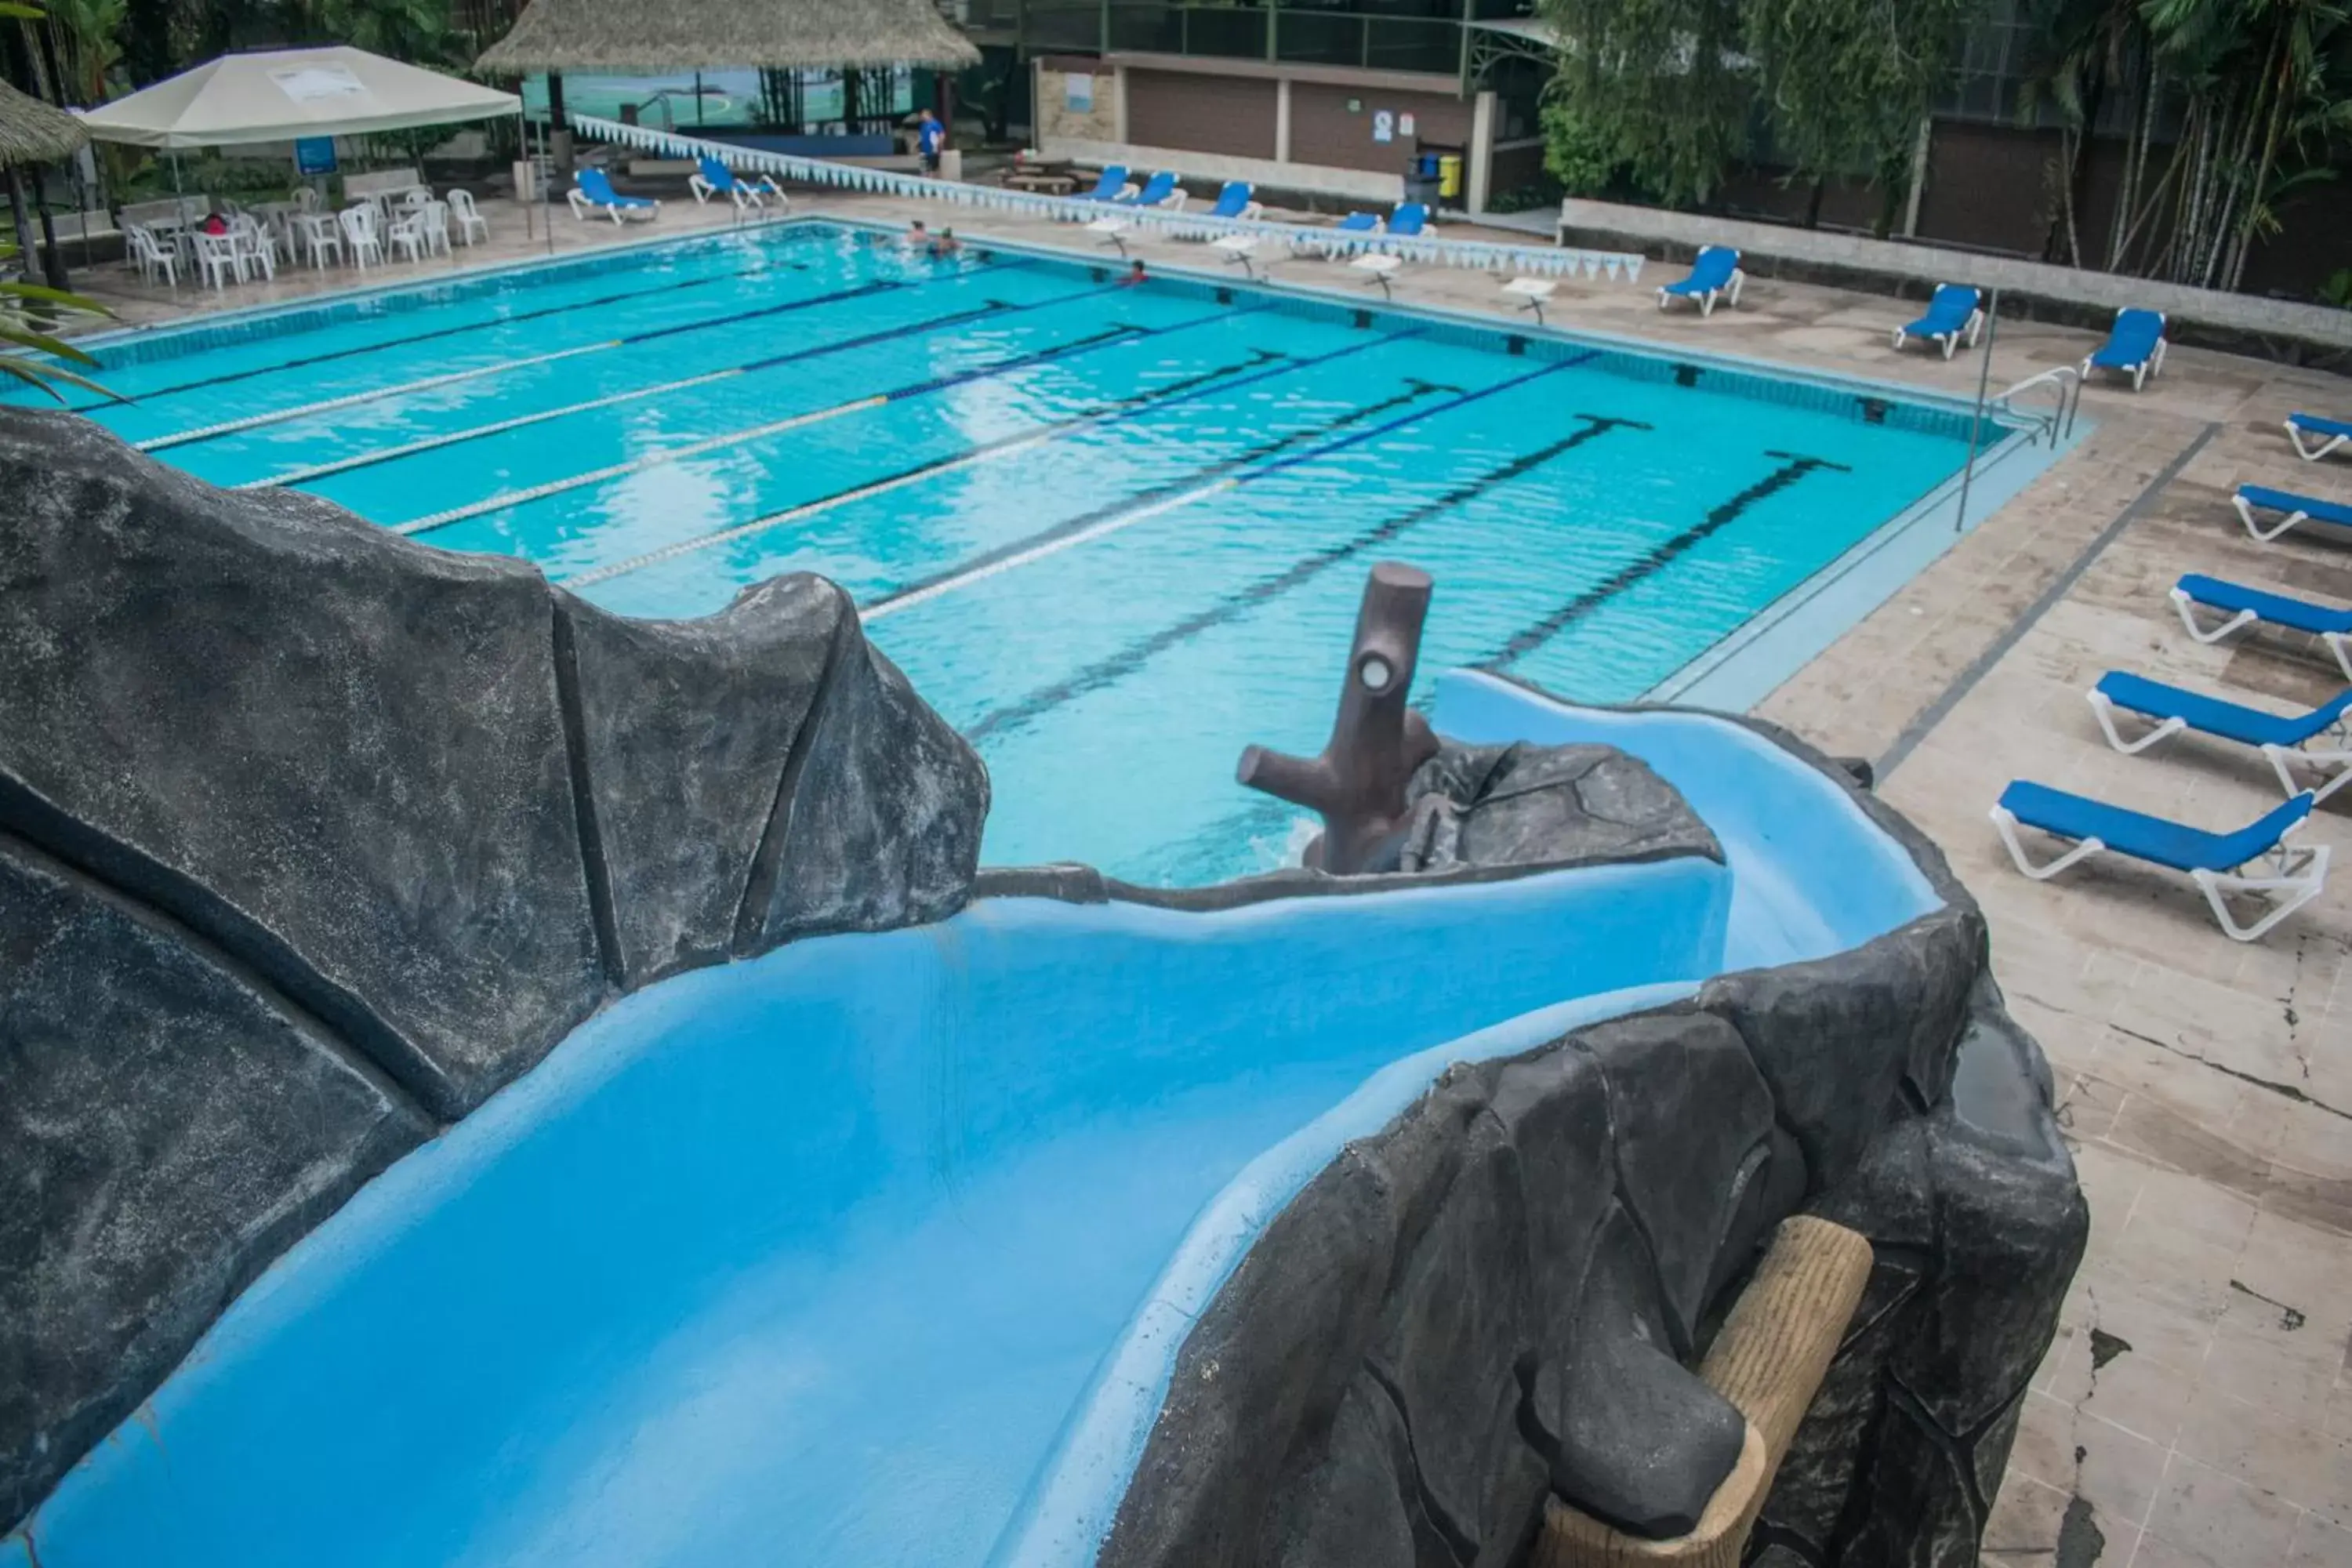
[1535,1216,1875,1568]
[1236,561,1440,874]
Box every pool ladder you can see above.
[1992,365,2084,445]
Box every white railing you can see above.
[568,114,1650,284]
[1993,365,2082,444]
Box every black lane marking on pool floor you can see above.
[557,339,1303,587]
[1481,448,1853,673]
[143,263,1019,453]
[862,354,1448,622]
[964,413,1642,746]
[870,349,1589,637]
[261,280,1132,489]
[77,250,869,418]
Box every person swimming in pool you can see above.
[1117,260,1146,285]
[927,227,963,259]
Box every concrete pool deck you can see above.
[58,188,2352,1568]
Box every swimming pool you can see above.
[34,220,2038,884]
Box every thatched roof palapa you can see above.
[476,0,980,75]
[0,79,91,169]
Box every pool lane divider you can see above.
[1483,448,1853,673]
[869,349,1594,631]
[561,325,1349,590]
[394,316,1170,537]
[137,260,1027,452]
[965,405,1640,745]
[101,249,834,424]
[247,279,1131,490]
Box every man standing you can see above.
[916,107,946,176]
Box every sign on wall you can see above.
[1372,110,1394,143]
[294,136,338,175]
[1065,72,1094,114]
[1399,112,1416,139]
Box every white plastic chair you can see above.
[192,230,244,291]
[125,223,178,288]
[228,216,276,281]
[387,204,428,263]
[422,200,452,258]
[446,187,488,246]
[339,204,384,270]
[294,212,343,270]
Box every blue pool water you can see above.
[32,220,1998,884]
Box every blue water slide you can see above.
[5,684,1941,1568]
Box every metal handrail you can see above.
[1992,365,2082,444]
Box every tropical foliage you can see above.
[1537,0,2352,283]
[1536,0,1753,207]
[0,243,109,400]
[2116,0,2352,289]
[1747,0,1980,230]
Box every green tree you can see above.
[313,0,464,66]
[1746,0,1985,234]
[1536,0,1755,207]
[2016,0,2149,265]
[34,0,126,106]
[2119,0,2352,289]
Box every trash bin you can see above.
[1403,151,1441,209]
[1438,153,1462,201]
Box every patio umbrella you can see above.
[77,45,520,149]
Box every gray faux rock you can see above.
[0,838,429,1528]
[0,411,602,1119]
[0,408,989,1533]
[1399,741,1721,874]
[1094,711,2082,1568]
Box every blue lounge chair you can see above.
[1290,209,1381,260]
[568,167,659,225]
[1657,245,1743,316]
[2286,412,2352,463]
[1079,165,1134,203]
[1387,201,1429,238]
[1206,181,1261,221]
[2081,307,2166,389]
[688,156,782,212]
[1991,781,2328,942]
[1892,285,1984,359]
[1117,171,1182,209]
[2233,482,2352,544]
[2087,670,2352,803]
[2171,573,2352,681]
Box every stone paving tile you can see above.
[70,178,2352,1568]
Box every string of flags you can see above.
[568,114,1647,285]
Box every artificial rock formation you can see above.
[1399,741,1721,877]
[0,408,989,1530]
[1094,720,2087,1568]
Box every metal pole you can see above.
[1954,286,1998,535]
[540,115,554,256]
[520,108,533,247]
[167,150,184,295]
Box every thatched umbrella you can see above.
[476,0,979,76]
[0,77,89,170]
[477,0,976,180]
[0,78,90,288]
